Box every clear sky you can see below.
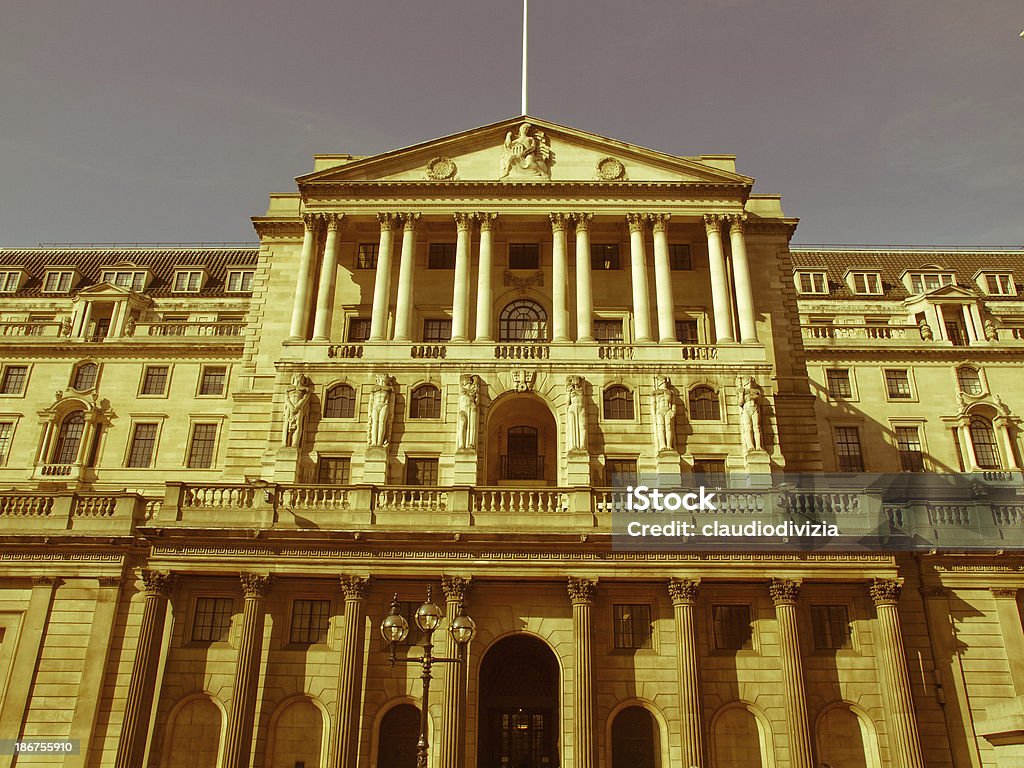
[1,1,1021,246]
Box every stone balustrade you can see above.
[133,321,246,337]
[0,491,145,533]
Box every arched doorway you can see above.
[486,394,558,485]
[377,703,420,768]
[611,706,660,768]
[478,635,559,768]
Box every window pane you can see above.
[192,597,233,642]
[688,387,720,420]
[508,243,539,270]
[318,457,351,484]
[406,457,439,486]
[590,244,620,270]
[0,422,13,465]
[348,318,371,342]
[675,319,699,343]
[422,319,452,343]
[72,363,98,391]
[970,418,1001,469]
[324,385,356,418]
[187,424,218,469]
[357,243,379,269]
[693,460,726,486]
[290,599,331,644]
[895,426,924,472]
[835,427,864,472]
[142,366,169,395]
[199,366,227,396]
[669,244,692,270]
[613,604,652,649]
[885,369,911,399]
[499,300,547,342]
[594,319,624,343]
[428,243,456,269]
[826,369,851,398]
[53,412,85,465]
[811,604,851,650]
[712,605,752,650]
[127,423,158,468]
[606,459,638,487]
[956,367,982,395]
[603,386,634,420]
[410,386,441,419]
[0,366,28,395]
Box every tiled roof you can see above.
[0,247,259,298]
[790,248,1024,301]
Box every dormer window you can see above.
[795,271,828,294]
[906,272,954,294]
[848,271,882,295]
[173,270,206,293]
[100,269,148,291]
[978,272,1015,296]
[43,270,76,293]
[0,269,26,293]
[226,269,255,292]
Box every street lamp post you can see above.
[381,587,477,768]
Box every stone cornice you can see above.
[0,340,245,359]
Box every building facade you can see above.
[0,116,1023,768]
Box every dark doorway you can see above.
[378,703,420,768]
[611,706,660,768]
[503,426,543,480]
[479,635,559,768]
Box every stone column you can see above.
[312,213,345,341]
[451,213,475,342]
[958,419,981,470]
[393,213,421,342]
[550,214,570,342]
[627,214,653,343]
[574,213,594,342]
[114,571,174,768]
[289,213,319,340]
[223,573,272,768]
[996,418,1021,470]
[332,575,370,768]
[107,302,122,339]
[568,577,597,768]
[870,579,925,768]
[651,214,677,343]
[369,214,397,342]
[439,576,473,768]
[961,305,979,344]
[669,578,705,767]
[474,214,498,342]
[727,214,758,343]
[705,214,735,343]
[991,588,1024,694]
[770,578,814,768]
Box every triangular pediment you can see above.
[922,284,978,299]
[298,115,753,186]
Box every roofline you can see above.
[791,244,1024,253]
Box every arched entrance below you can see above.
[486,394,558,485]
[478,635,560,768]
[377,703,420,768]
[611,706,660,768]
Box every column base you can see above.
[577,336,596,344]
[635,336,654,344]
[474,336,494,344]
[392,335,411,342]
[450,336,469,343]
[740,337,760,344]
[362,447,388,485]
[311,335,329,342]
[658,337,679,344]
[552,336,570,343]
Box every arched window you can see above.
[410,384,441,419]
[52,411,85,465]
[689,386,721,420]
[603,386,635,420]
[377,703,420,768]
[969,417,1001,469]
[324,384,355,418]
[612,706,660,768]
[499,300,547,342]
[956,366,982,395]
[71,362,98,391]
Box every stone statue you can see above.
[281,374,312,448]
[918,319,933,340]
[59,316,72,337]
[457,374,480,450]
[984,319,999,341]
[499,122,553,180]
[123,315,136,337]
[651,376,677,452]
[956,392,969,416]
[565,376,588,453]
[367,374,396,447]
[738,377,765,453]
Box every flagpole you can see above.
[522,0,528,114]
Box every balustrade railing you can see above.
[802,324,918,341]
[473,488,569,515]
[135,322,246,337]
[494,344,550,359]
[0,321,66,337]
[376,487,448,511]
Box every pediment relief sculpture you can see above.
[596,156,627,181]
[499,122,554,180]
[425,156,457,180]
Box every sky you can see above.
[1,1,1022,247]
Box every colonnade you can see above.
[288,211,760,345]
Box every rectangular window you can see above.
[826,369,852,398]
[985,273,1014,295]
[126,423,158,468]
[851,272,882,294]
[693,459,726,486]
[226,270,255,292]
[318,456,351,485]
[811,604,852,650]
[290,599,331,645]
[591,244,620,270]
[669,244,692,270]
[199,366,227,396]
[348,318,371,343]
[676,319,699,343]
[356,243,379,269]
[0,271,21,293]
[606,459,638,488]
[422,319,452,343]
[910,273,952,293]
[895,426,924,472]
[835,427,865,472]
[191,597,233,642]
[141,365,170,396]
[0,422,12,465]
[796,271,828,294]
[101,270,146,290]
[613,604,652,649]
[43,271,74,293]
[712,604,753,650]
[884,369,912,399]
[406,457,439,486]
[0,366,28,395]
[508,243,539,270]
[594,319,624,343]
[187,424,218,469]
[428,243,456,269]
[173,270,204,293]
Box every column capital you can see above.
[340,574,371,600]
[573,212,593,231]
[870,578,903,606]
[240,573,272,598]
[567,576,597,605]
[992,587,1020,599]
[400,212,421,231]
[549,213,569,232]
[326,212,345,231]
[651,213,672,233]
[301,212,320,230]
[442,575,473,604]
[377,212,399,231]
[727,212,748,233]
[454,212,475,231]
[477,212,499,231]
[703,213,723,234]
[769,577,801,606]
[668,577,699,605]
[626,213,650,233]
[141,569,174,597]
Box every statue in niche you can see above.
[565,376,588,453]
[367,374,397,448]
[918,319,933,340]
[984,319,999,341]
[282,374,312,448]
[738,377,765,453]
[59,316,72,337]
[499,122,553,180]
[651,376,677,453]
[457,374,480,450]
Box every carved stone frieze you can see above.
[425,156,457,180]
[503,270,544,289]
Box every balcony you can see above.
[132,321,247,338]
[500,455,546,481]
[0,491,146,534]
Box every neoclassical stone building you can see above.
[0,116,1023,768]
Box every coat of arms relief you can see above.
[498,122,554,180]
